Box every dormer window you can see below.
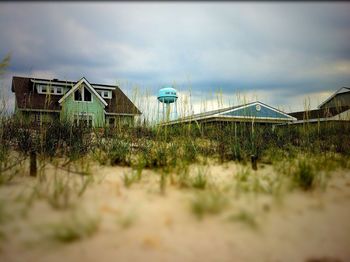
[97,90,112,99]
[37,84,65,95]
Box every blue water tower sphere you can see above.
[157,86,178,104]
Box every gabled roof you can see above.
[58,77,108,107]
[219,101,295,120]
[164,101,295,125]
[318,87,350,108]
[11,76,141,115]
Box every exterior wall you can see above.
[60,86,105,127]
[321,92,350,109]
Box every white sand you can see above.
[0,161,349,262]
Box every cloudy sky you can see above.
[0,2,350,118]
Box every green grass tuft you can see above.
[228,210,258,229]
[47,211,100,243]
[191,190,228,219]
[293,158,316,191]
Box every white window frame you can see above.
[74,86,93,103]
[56,87,63,94]
[73,113,94,127]
[37,84,65,95]
[97,90,112,99]
[103,91,112,99]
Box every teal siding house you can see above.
[11,76,141,127]
[164,101,296,125]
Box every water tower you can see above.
[157,86,178,122]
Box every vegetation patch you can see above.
[191,190,228,219]
[46,210,100,243]
[228,210,258,229]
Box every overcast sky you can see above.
[0,2,350,118]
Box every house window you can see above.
[105,91,112,99]
[38,85,65,95]
[33,113,41,125]
[73,114,93,127]
[80,117,88,127]
[84,88,92,102]
[97,90,112,99]
[109,117,115,127]
[56,87,63,94]
[74,89,82,101]
[74,86,93,102]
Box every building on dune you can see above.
[11,76,141,127]
[319,87,350,109]
[161,87,350,127]
[289,87,350,124]
[161,101,296,126]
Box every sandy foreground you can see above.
[0,161,350,262]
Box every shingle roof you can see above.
[11,76,141,115]
[177,104,242,122]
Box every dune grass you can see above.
[46,210,100,243]
[191,190,228,220]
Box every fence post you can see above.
[251,154,258,171]
[30,149,37,177]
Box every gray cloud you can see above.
[0,2,350,113]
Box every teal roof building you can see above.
[163,101,296,125]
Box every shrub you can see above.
[293,158,316,191]
[191,167,208,189]
[108,139,131,166]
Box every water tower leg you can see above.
[157,101,159,123]
[162,99,165,122]
[166,103,170,121]
[175,100,178,120]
